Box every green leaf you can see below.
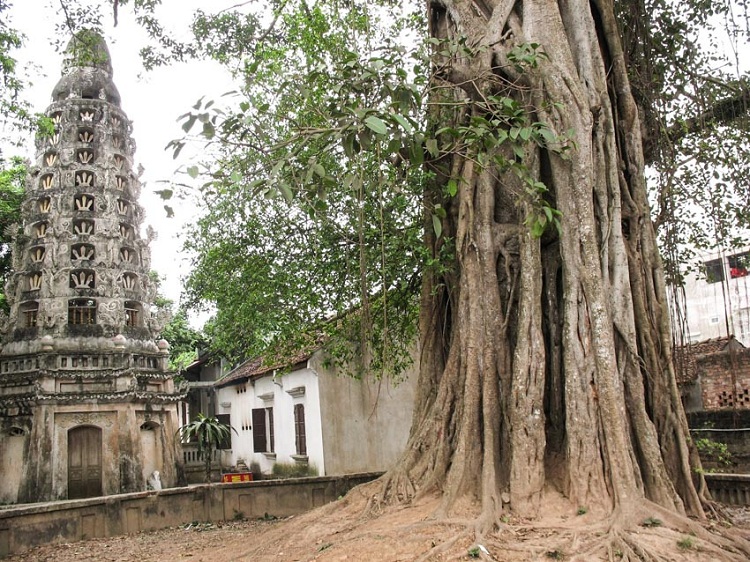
[279,183,293,202]
[410,140,424,165]
[392,113,413,133]
[171,142,184,159]
[432,214,442,239]
[530,215,547,238]
[358,129,372,150]
[364,115,388,135]
[248,178,266,192]
[343,132,359,158]
[181,114,197,134]
[425,138,439,158]
[230,170,242,183]
[447,179,458,197]
[540,127,556,144]
[312,163,326,178]
[202,121,216,139]
[187,166,199,179]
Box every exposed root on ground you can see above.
[232,480,750,561]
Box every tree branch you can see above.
[666,82,750,144]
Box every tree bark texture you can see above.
[383,0,702,526]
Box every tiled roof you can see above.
[674,335,743,384]
[215,348,316,388]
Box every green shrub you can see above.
[695,436,733,470]
[677,536,694,550]
[271,461,319,478]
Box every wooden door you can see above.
[68,426,102,499]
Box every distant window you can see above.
[709,316,720,325]
[21,302,39,328]
[68,299,96,325]
[216,414,232,450]
[729,252,750,279]
[704,258,724,284]
[125,301,139,326]
[294,404,307,456]
[252,407,274,453]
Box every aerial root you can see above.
[364,467,417,515]
[618,532,670,562]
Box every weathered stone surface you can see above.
[0,32,184,505]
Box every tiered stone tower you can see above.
[0,32,184,503]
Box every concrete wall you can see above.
[0,472,379,558]
[704,473,750,506]
[314,352,417,476]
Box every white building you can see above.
[678,247,750,346]
[214,349,417,477]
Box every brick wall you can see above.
[699,349,750,410]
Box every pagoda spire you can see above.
[0,32,184,504]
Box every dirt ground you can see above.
[5,482,750,562]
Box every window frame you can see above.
[294,404,307,456]
[252,407,274,453]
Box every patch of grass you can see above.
[232,509,245,521]
[468,546,481,558]
[546,549,565,560]
[318,542,333,552]
[677,536,694,550]
[641,516,662,528]
[271,461,319,478]
[576,506,588,516]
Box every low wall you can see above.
[705,473,750,506]
[0,472,381,558]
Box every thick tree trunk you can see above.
[384,0,704,528]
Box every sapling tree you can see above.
[178,413,234,483]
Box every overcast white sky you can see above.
[6,0,239,321]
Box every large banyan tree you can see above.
[384,0,702,526]
[63,0,748,555]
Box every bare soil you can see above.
[5,482,750,561]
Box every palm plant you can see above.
[178,413,234,483]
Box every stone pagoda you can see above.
[0,32,184,503]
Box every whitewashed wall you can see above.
[216,367,325,475]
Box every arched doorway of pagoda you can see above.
[67,425,102,499]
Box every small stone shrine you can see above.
[0,32,185,503]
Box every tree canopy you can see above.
[0,157,26,311]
